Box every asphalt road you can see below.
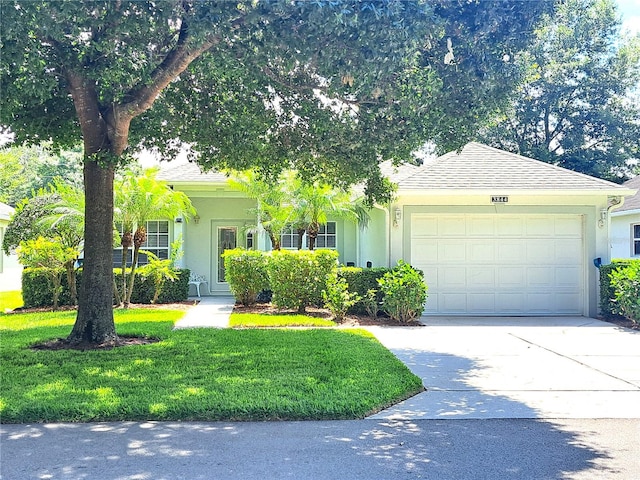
[2,418,640,480]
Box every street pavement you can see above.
[2,298,640,479]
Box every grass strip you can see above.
[0,309,423,423]
[229,312,336,328]
[0,290,23,312]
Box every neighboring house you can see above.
[0,202,22,292]
[158,142,634,317]
[610,175,640,260]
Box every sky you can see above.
[618,0,640,34]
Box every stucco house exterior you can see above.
[610,175,640,260]
[157,142,634,318]
[0,202,22,292]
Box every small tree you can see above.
[323,273,360,322]
[17,237,77,310]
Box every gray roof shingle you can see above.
[156,161,228,183]
[398,142,631,193]
[616,176,640,212]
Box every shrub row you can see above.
[21,268,190,308]
[223,249,427,322]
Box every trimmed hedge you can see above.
[222,248,270,305]
[336,266,390,315]
[599,260,636,318]
[267,249,339,312]
[21,267,190,308]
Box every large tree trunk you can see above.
[67,160,117,344]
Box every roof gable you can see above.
[156,161,228,184]
[398,142,631,193]
[616,176,640,212]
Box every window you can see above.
[634,224,640,256]
[280,222,337,250]
[113,220,170,267]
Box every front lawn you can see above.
[0,309,423,423]
[0,290,23,312]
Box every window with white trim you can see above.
[280,222,337,250]
[113,220,170,267]
[633,224,640,256]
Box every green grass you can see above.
[0,290,23,312]
[0,309,423,423]
[230,312,336,328]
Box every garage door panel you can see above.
[526,217,555,236]
[440,217,466,236]
[468,242,495,263]
[556,267,582,288]
[411,239,438,263]
[439,241,466,263]
[555,216,582,236]
[440,267,466,288]
[527,267,555,287]
[497,217,524,236]
[412,213,584,316]
[467,293,496,313]
[468,267,494,288]
[439,293,468,314]
[412,215,438,237]
[496,242,522,262]
[497,267,525,288]
[526,240,556,264]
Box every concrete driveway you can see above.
[367,316,640,420]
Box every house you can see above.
[0,202,22,292]
[158,142,635,317]
[610,175,640,259]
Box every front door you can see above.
[211,223,238,292]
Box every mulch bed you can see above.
[232,302,423,327]
[31,335,161,351]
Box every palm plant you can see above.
[228,169,293,250]
[115,168,196,307]
[291,181,370,250]
[40,180,85,305]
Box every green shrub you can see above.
[222,248,270,305]
[609,261,640,324]
[267,249,339,313]
[336,266,390,314]
[21,268,189,308]
[600,260,635,318]
[323,273,360,322]
[362,289,379,319]
[378,261,427,323]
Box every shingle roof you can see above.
[398,142,632,193]
[156,161,228,183]
[615,176,640,212]
[157,143,634,197]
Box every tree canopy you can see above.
[478,0,640,181]
[0,0,552,344]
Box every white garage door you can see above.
[411,214,584,315]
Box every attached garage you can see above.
[410,213,584,316]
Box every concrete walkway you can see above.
[172,296,234,329]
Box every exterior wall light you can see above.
[393,207,402,227]
[193,214,200,225]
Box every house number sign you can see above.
[491,196,509,203]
